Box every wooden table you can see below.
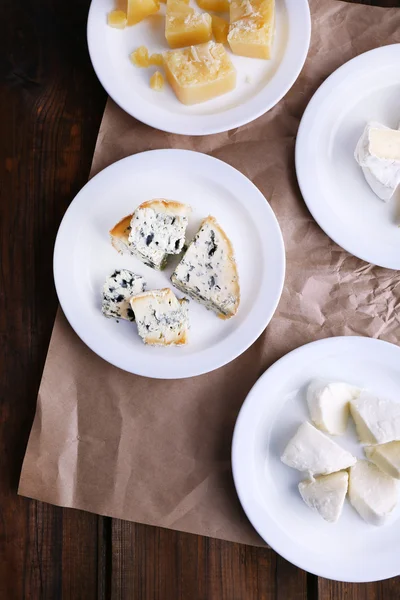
[2,0,400,597]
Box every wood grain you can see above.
[1,0,400,598]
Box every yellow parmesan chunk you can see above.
[127,0,160,25]
[107,9,128,28]
[150,71,165,90]
[228,0,275,59]
[149,53,164,66]
[211,15,229,43]
[197,0,230,12]
[165,0,212,49]
[163,41,236,105]
[130,46,150,67]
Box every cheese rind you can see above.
[365,441,400,479]
[350,391,400,445]
[348,460,398,526]
[228,0,275,59]
[102,269,146,321]
[298,471,349,523]
[280,422,357,476]
[130,288,189,346]
[171,215,240,319]
[354,122,400,201]
[307,379,360,436]
[165,0,212,49]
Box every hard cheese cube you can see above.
[165,0,212,49]
[163,42,236,105]
[228,0,275,59]
[127,0,160,25]
[107,9,128,28]
[196,0,230,12]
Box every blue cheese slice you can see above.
[102,269,146,321]
[171,215,240,319]
[130,288,189,346]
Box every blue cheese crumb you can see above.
[102,269,146,321]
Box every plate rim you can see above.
[232,335,400,583]
[86,0,311,136]
[295,43,400,271]
[53,148,286,379]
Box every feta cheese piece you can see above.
[102,269,146,321]
[298,471,349,523]
[354,122,400,201]
[171,215,240,319]
[165,0,212,49]
[228,0,275,60]
[348,460,398,526]
[130,288,189,346]
[350,391,400,445]
[280,422,357,476]
[307,379,361,436]
[365,441,400,480]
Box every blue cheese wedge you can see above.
[365,441,400,479]
[130,288,189,346]
[102,269,146,321]
[281,422,357,476]
[350,391,400,445]
[171,216,240,319]
[110,214,134,256]
[298,471,349,523]
[307,379,361,436]
[348,460,398,526]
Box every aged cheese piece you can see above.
[354,122,400,201]
[348,460,398,526]
[211,15,229,43]
[298,471,349,523]
[149,53,164,66]
[350,391,400,445]
[130,46,150,67]
[365,441,400,479]
[281,422,357,476]
[127,0,160,25]
[163,42,236,105]
[102,269,146,321]
[228,0,275,59]
[130,288,189,346]
[196,0,230,11]
[307,379,361,436]
[107,9,128,28]
[171,215,240,318]
[150,71,165,90]
[165,0,212,49]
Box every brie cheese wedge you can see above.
[354,121,400,201]
[365,441,400,480]
[281,422,357,475]
[348,460,398,526]
[298,471,349,523]
[350,391,400,445]
[307,379,360,435]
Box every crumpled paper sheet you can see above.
[19,0,400,547]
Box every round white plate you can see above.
[54,149,285,379]
[296,44,400,270]
[87,0,310,136]
[232,336,400,582]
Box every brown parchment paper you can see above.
[19,0,400,546]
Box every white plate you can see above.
[296,44,400,270]
[54,149,285,379]
[87,0,310,136]
[232,336,400,582]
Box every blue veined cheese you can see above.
[298,471,349,523]
[102,269,146,321]
[171,215,240,319]
[130,288,189,346]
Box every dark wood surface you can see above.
[1,0,400,598]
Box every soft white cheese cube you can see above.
[298,471,349,523]
[365,441,400,480]
[348,460,398,526]
[281,422,357,476]
[307,379,360,435]
[350,392,400,445]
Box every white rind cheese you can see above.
[350,391,400,445]
[130,288,189,346]
[102,269,146,321]
[307,379,360,435]
[171,215,240,319]
[365,441,400,479]
[354,121,400,201]
[280,422,357,476]
[348,460,398,526]
[298,471,349,523]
